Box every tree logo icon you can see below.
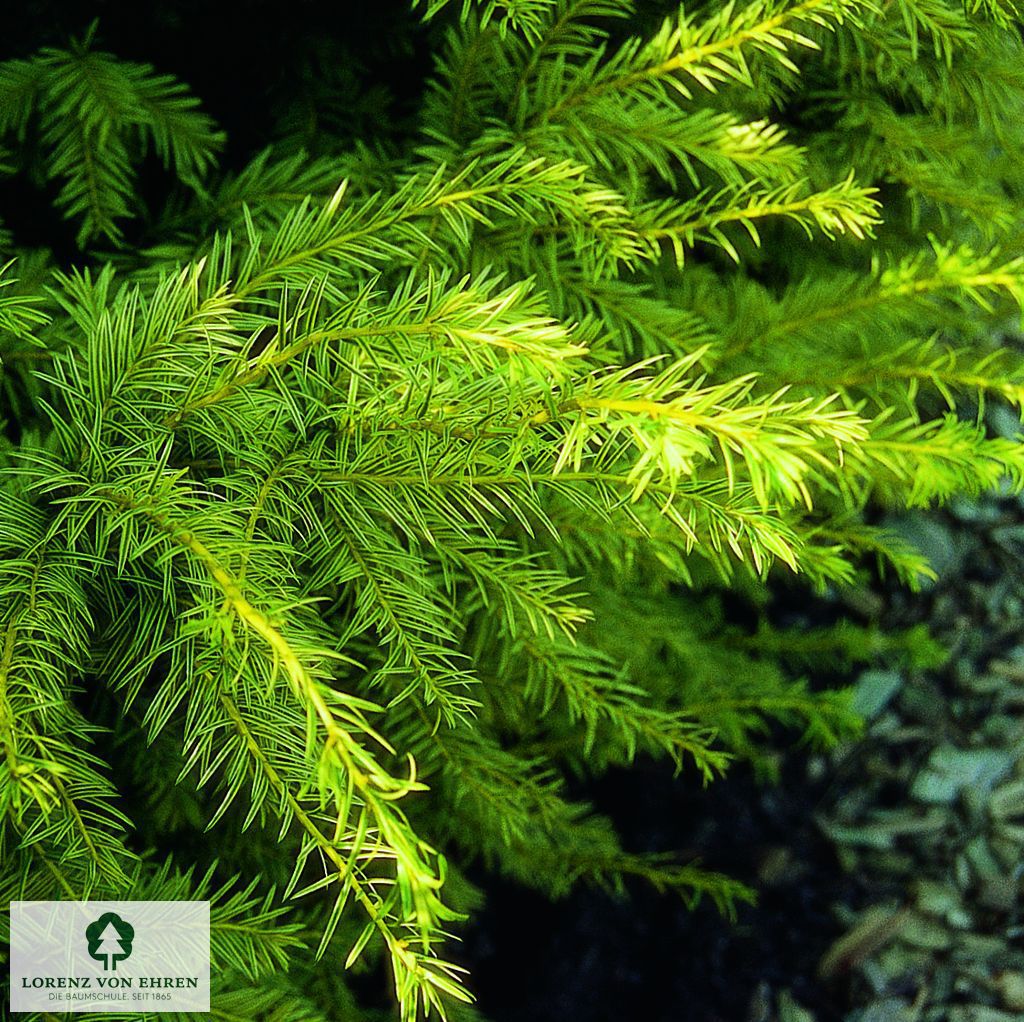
[85,912,134,971]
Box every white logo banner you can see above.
[9,901,210,1013]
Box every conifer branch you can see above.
[635,173,881,265]
[4,1,1024,1016]
[537,0,868,118]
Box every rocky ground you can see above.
[797,480,1024,1022]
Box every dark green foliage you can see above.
[0,1,1021,1019]
[0,23,223,246]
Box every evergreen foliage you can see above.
[0,1,1021,1018]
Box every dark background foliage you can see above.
[2,0,429,259]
